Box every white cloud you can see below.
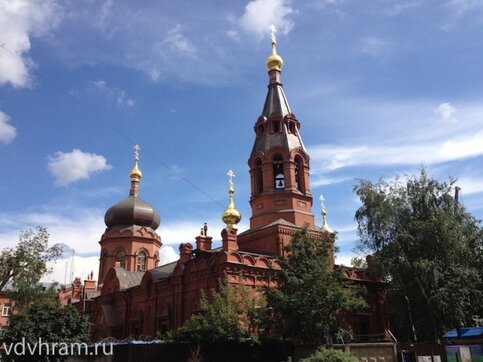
[159,246,178,265]
[456,176,483,195]
[45,256,100,284]
[163,25,197,57]
[239,0,296,38]
[91,80,135,107]
[226,29,240,42]
[0,0,62,87]
[334,251,356,267]
[311,175,352,188]
[0,111,17,144]
[47,149,112,186]
[435,102,457,122]
[311,129,483,171]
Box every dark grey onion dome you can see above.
[104,195,160,230]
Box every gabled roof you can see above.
[112,268,145,291]
[148,261,177,282]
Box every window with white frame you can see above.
[2,303,12,316]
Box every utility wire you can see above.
[0,43,224,207]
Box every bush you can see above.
[301,347,359,362]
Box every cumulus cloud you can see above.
[435,102,457,122]
[0,111,17,144]
[0,0,62,87]
[238,0,296,38]
[91,80,135,107]
[47,149,112,186]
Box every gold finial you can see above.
[319,195,334,234]
[266,25,283,71]
[222,170,242,229]
[129,144,143,182]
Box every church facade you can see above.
[76,38,389,342]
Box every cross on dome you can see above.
[227,169,235,189]
[319,195,326,210]
[134,144,141,161]
[270,24,277,44]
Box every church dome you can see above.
[104,196,160,230]
[104,144,160,230]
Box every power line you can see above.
[0,43,224,207]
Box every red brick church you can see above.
[69,37,389,342]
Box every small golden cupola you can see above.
[104,144,160,230]
[221,170,242,229]
[266,25,283,71]
[129,144,143,182]
[319,195,335,234]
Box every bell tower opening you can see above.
[273,155,285,189]
[294,155,305,193]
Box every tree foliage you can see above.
[1,297,91,361]
[354,169,483,341]
[268,227,366,346]
[0,227,61,292]
[301,347,359,362]
[168,277,266,344]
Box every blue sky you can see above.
[1,0,483,283]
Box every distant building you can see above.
[64,37,389,342]
[0,291,13,331]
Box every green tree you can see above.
[1,298,91,361]
[354,169,483,341]
[301,347,359,362]
[168,277,266,343]
[0,227,61,292]
[268,227,367,346]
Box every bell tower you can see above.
[248,28,314,230]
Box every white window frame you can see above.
[2,303,12,316]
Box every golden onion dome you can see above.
[266,42,283,71]
[129,164,143,181]
[222,170,242,228]
[321,209,334,234]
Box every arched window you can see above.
[136,251,147,272]
[255,159,263,195]
[273,121,280,133]
[116,250,126,268]
[273,155,285,189]
[294,155,304,192]
[289,122,296,134]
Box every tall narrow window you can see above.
[294,156,304,192]
[2,303,12,316]
[273,121,280,133]
[273,155,285,189]
[255,159,263,195]
[136,251,147,271]
[116,251,126,268]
